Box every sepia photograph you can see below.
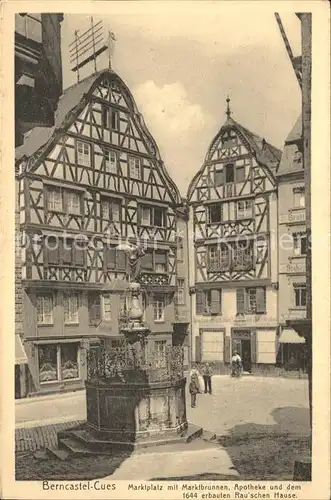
[1,1,330,497]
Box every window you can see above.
[208,203,222,223]
[153,294,165,322]
[67,191,81,215]
[214,167,224,187]
[110,109,119,130]
[236,287,266,315]
[129,156,141,179]
[209,245,219,271]
[45,238,85,267]
[293,187,305,208]
[237,199,253,219]
[77,141,90,167]
[47,187,83,215]
[232,241,253,270]
[120,294,130,318]
[63,292,79,324]
[176,279,185,305]
[140,205,166,227]
[101,198,121,222]
[102,106,108,127]
[256,238,267,263]
[37,294,53,324]
[88,292,101,324]
[105,150,117,173]
[48,188,63,212]
[155,251,167,273]
[225,164,234,183]
[236,166,245,182]
[102,294,111,321]
[293,233,307,255]
[105,246,126,271]
[140,249,167,273]
[38,343,79,383]
[177,236,184,261]
[294,285,306,307]
[196,289,222,315]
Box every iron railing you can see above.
[87,345,184,383]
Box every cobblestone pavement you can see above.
[16,376,310,453]
[15,421,84,452]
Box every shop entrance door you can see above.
[232,331,252,373]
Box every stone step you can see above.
[202,429,217,442]
[58,437,108,456]
[46,447,70,461]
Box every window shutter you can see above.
[64,294,69,322]
[224,335,231,363]
[251,331,257,364]
[155,252,166,264]
[214,169,224,187]
[75,245,85,266]
[195,335,201,362]
[116,249,126,271]
[106,247,116,269]
[210,289,221,315]
[141,251,153,271]
[63,241,73,264]
[88,293,101,322]
[256,287,266,314]
[236,166,245,182]
[236,288,245,315]
[196,290,205,315]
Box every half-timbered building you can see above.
[187,103,281,374]
[15,69,182,395]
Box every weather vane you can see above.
[69,17,116,82]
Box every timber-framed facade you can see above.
[187,109,282,374]
[15,69,185,395]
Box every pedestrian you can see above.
[190,364,202,393]
[202,362,213,394]
[189,373,199,408]
[231,351,242,377]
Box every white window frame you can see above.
[77,141,91,167]
[48,187,63,212]
[294,286,307,308]
[129,156,141,179]
[102,294,111,321]
[63,293,79,324]
[153,294,165,322]
[105,150,117,173]
[237,199,253,219]
[176,279,185,305]
[67,191,81,215]
[293,187,305,208]
[38,343,80,385]
[101,198,121,222]
[37,294,53,325]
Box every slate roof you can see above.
[276,115,303,177]
[187,115,282,200]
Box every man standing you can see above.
[202,362,213,394]
[231,351,242,377]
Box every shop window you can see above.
[38,343,79,383]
